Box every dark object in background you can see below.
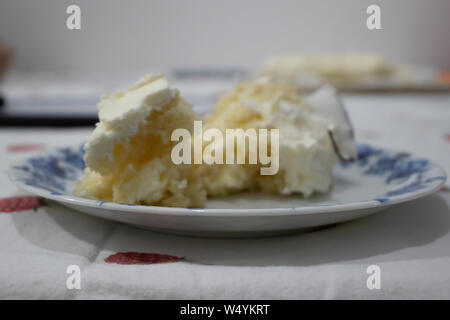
[0,114,98,127]
[0,39,97,127]
[0,95,98,127]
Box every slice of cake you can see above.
[75,74,356,208]
[75,74,206,207]
[201,78,356,197]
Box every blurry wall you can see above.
[1,0,449,74]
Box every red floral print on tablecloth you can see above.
[7,144,43,153]
[0,196,42,213]
[105,252,183,265]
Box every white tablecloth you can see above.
[0,90,449,299]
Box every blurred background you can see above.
[1,0,450,75]
[0,0,449,124]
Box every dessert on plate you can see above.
[260,53,411,90]
[74,73,357,208]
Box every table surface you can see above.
[0,78,449,299]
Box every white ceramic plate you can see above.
[8,143,446,237]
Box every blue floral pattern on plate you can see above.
[8,143,447,207]
[10,144,85,194]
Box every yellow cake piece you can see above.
[75,74,206,207]
[75,74,356,208]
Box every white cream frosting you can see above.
[84,74,178,174]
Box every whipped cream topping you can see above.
[84,74,178,174]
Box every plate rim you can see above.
[8,144,447,217]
